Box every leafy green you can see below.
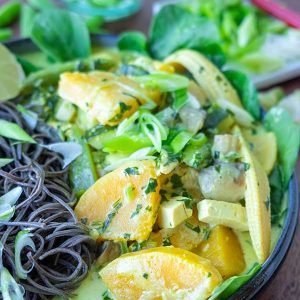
[0,0,20,28]
[209,263,261,300]
[149,5,224,66]
[0,120,36,144]
[269,165,285,224]
[224,69,260,119]
[31,9,91,62]
[0,158,13,168]
[118,31,148,54]
[264,107,300,187]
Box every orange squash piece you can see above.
[196,225,246,279]
[75,160,160,242]
[100,247,222,300]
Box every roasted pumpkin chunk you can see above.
[100,247,222,300]
[58,71,160,126]
[75,160,160,242]
[196,225,246,279]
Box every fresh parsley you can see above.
[144,178,158,194]
[124,167,140,176]
[131,204,143,218]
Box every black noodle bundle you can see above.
[0,102,96,300]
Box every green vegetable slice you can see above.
[0,0,21,27]
[15,230,36,279]
[0,120,36,144]
[0,266,24,300]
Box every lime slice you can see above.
[0,44,25,101]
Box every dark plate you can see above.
[5,35,299,300]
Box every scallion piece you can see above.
[0,186,22,206]
[170,131,193,153]
[0,267,24,300]
[15,230,36,279]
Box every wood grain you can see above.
[0,0,299,299]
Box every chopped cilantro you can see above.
[131,204,143,218]
[102,289,113,300]
[145,205,152,212]
[213,150,220,159]
[162,236,172,246]
[207,272,212,278]
[144,178,158,194]
[215,164,221,173]
[92,200,122,234]
[202,227,211,241]
[265,196,270,210]
[130,241,147,252]
[143,273,149,279]
[109,101,132,122]
[176,197,194,209]
[185,222,201,233]
[170,174,183,188]
[243,162,251,171]
[124,166,140,176]
[123,233,131,239]
[160,189,168,202]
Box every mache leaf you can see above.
[31,9,91,62]
[118,31,148,54]
[149,5,224,66]
[209,263,261,300]
[264,107,300,187]
[224,69,260,120]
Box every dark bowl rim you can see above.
[4,34,300,300]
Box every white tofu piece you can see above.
[157,197,193,229]
[197,199,248,231]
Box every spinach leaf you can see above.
[31,9,91,62]
[269,165,285,224]
[224,69,260,119]
[0,120,36,144]
[209,263,261,300]
[264,107,300,187]
[149,5,224,67]
[118,31,148,54]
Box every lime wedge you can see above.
[0,44,25,101]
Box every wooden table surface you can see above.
[1,0,300,299]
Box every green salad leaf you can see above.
[264,107,300,187]
[149,5,224,66]
[31,9,91,62]
[118,31,148,54]
[269,165,285,224]
[209,263,261,300]
[0,158,13,168]
[0,120,36,144]
[224,69,260,119]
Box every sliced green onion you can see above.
[140,112,169,140]
[42,142,82,169]
[16,105,38,130]
[104,147,156,173]
[0,120,36,144]
[133,73,189,92]
[116,111,140,136]
[0,158,13,168]
[0,267,24,300]
[0,186,22,206]
[172,88,188,111]
[15,230,36,280]
[0,203,15,221]
[170,131,193,154]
